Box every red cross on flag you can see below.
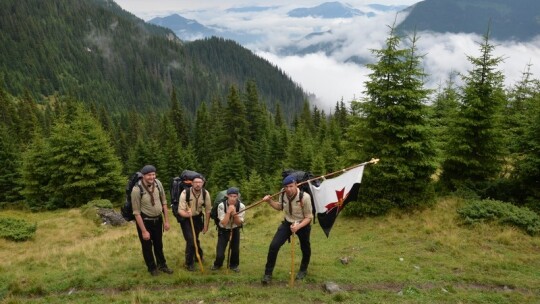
[309,165,365,237]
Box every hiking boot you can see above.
[185,264,196,272]
[261,274,272,285]
[295,270,307,280]
[159,266,174,274]
[229,266,240,273]
[150,269,160,276]
[211,265,220,271]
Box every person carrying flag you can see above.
[261,175,313,285]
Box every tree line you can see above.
[0,28,538,215]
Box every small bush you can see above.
[86,199,114,209]
[80,199,113,222]
[0,217,37,241]
[457,199,540,235]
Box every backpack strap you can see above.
[281,189,305,217]
[186,187,206,213]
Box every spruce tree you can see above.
[430,74,459,166]
[440,32,506,195]
[22,104,124,209]
[0,126,23,203]
[169,87,190,147]
[346,28,436,215]
[224,85,252,174]
[506,70,540,208]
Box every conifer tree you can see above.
[193,102,213,175]
[440,32,506,195]
[346,28,436,215]
[169,87,190,147]
[21,133,51,209]
[157,115,183,189]
[506,68,540,207]
[0,126,23,203]
[224,85,252,174]
[22,104,124,209]
[240,169,266,204]
[244,80,268,170]
[210,148,246,191]
[430,74,459,166]
[286,122,314,171]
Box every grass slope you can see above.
[1,198,539,303]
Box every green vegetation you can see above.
[458,199,540,235]
[397,0,540,42]
[0,217,36,241]
[1,198,539,303]
[0,2,539,302]
[0,0,306,114]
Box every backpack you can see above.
[210,190,242,229]
[121,172,165,221]
[121,172,143,221]
[170,170,206,223]
[281,169,320,221]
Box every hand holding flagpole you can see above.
[238,158,379,214]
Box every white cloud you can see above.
[114,0,540,111]
[257,52,368,112]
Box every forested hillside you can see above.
[398,0,540,41]
[0,0,538,223]
[0,0,306,114]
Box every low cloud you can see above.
[116,1,540,111]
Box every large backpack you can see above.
[121,172,143,221]
[281,169,320,221]
[170,170,206,223]
[210,190,242,228]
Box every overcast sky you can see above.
[114,0,540,112]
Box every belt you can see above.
[143,216,161,221]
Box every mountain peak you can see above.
[287,1,369,19]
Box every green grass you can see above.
[1,197,539,303]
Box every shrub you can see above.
[0,217,37,241]
[81,199,113,222]
[457,199,540,235]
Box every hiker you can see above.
[261,175,313,284]
[211,187,245,272]
[177,176,212,271]
[131,165,174,276]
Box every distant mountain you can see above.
[148,14,217,41]
[367,4,408,12]
[148,13,260,45]
[287,1,373,18]
[397,0,540,41]
[226,6,278,13]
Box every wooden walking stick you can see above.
[289,230,296,287]
[226,228,233,274]
[189,206,204,273]
[225,212,234,274]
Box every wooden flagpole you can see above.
[238,158,379,214]
[289,231,295,287]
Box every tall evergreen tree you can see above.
[440,32,506,195]
[430,74,459,166]
[169,87,190,147]
[506,69,540,208]
[193,102,213,175]
[0,126,23,203]
[157,115,183,189]
[22,104,125,209]
[224,85,252,174]
[346,28,436,215]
